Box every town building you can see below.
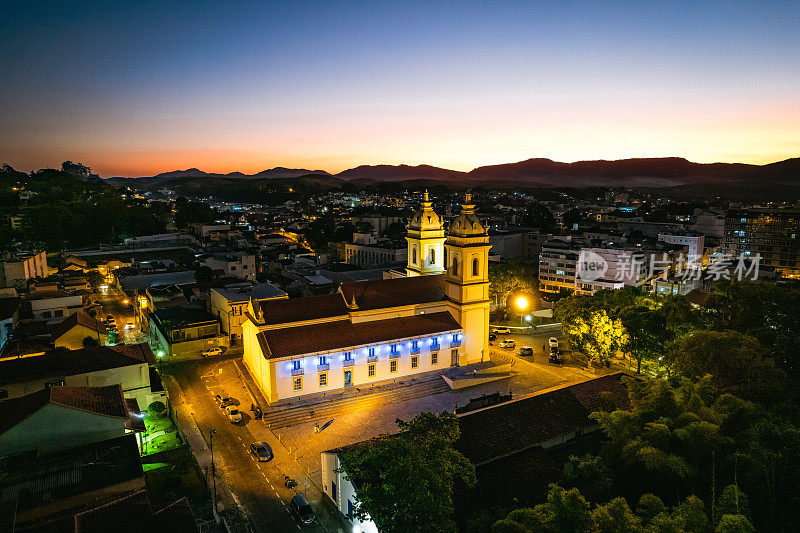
[721,208,800,276]
[148,307,225,359]
[203,252,257,280]
[538,239,580,294]
[658,231,705,258]
[0,343,161,410]
[0,251,48,289]
[343,241,407,267]
[0,384,144,456]
[209,283,287,346]
[26,290,84,322]
[243,194,491,403]
[0,298,20,350]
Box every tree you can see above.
[82,336,100,348]
[530,484,594,533]
[564,454,612,503]
[561,309,628,369]
[488,261,538,310]
[667,330,786,402]
[716,514,755,533]
[592,497,641,533]
[340,412,475,533]
[619,305,669,374]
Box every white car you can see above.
[492,327,511,334]
[125,321,135,329]
[226,406,243,423]
[202,347,223,357]
[499,339,516,349]
[549,337,559,348]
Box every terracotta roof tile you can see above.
[259,311,461,359]
[456,374,629,465]
[258,293,349,325]
[49,311,108,341]
[0,346,147,386]
[339,275,447,311]
[0,385,128,435]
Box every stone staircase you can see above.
[262,374,452,429]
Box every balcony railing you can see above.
[291,368,304,376]
[410,347,421,355]
[317,363,330,372]
[342,359,355,368]
[450,340,462,348]
[389,352,400,360]
[367,355,378,363]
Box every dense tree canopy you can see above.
[340,412,476,533]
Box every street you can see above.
[91,284,147,345]
[167,357,335,533]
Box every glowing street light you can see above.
[515,296,530,312]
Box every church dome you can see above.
[408,191,443,232]
[448,194,486,236]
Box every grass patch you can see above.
[144,446,212,519]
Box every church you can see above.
[242,193,491,403]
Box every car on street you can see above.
[289,495,316,525]
[214,394,234,408]
[499,339,515,349]
[549,337,559,348]
[225,406,243,423]
[202,347,223,357]
[493,327,511,334]
[518,346,533,357]
[249,441,273,462]
[125,321,134,329]
[549,352,562,364]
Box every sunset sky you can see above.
[2,1,799,177]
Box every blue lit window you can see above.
[292,360,301,371]
[740,218,747,223]
[411,340,419,351]
[452,334,459,343]
[390,344,399,355]
[431,337,440,349]
[344,351,352,361]
[368,347,375,357]
[556,269,565,275]
[319,356,327,366]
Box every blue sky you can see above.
[2,1,799,176]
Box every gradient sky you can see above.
[2,1,799,177]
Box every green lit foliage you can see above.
[560,308,628,368]
[339,412,476,533]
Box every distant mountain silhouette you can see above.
[334,164,464,182]
[104,157,800,194]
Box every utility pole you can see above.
[210,428,217,514]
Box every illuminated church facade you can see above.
[242,193,491,403]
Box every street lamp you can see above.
[514,296,530,312]
[209,428,217,513]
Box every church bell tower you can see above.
[444,193,491,364]
[405,190,446,277]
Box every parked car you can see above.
[226,406,243,423]
[202,347,223,357]
[499,339,516,349]
[493,327,511,334]
[549,337,559,348]
[518,346,533,357]
[290,495,316,525]
[549,352,562,364]
[488,333,497,341]
[249,441,273,462]
[215,394,234,408]
[125,321,135,329]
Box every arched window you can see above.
[472,258,479,276]
[412,246,417,265]
[429,248,435,265]
[451,256,459,275]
